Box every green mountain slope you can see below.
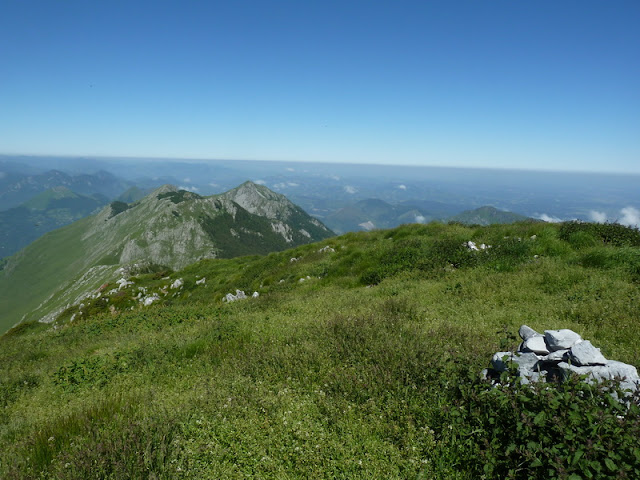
[448,205,533,225]
[0,187,107,258]
[0,182,333,332]
[1,221,639,479]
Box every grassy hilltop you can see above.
[1,221,639,479]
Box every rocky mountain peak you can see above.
[222,181,291,220]
[0,181,334,328]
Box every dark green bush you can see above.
[108,201,130,218]
[157,190,201,204]
[442,373,640,479]
[560,222,640,247]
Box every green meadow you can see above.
[1,221,639,479]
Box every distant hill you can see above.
[324,198,426,234]
[0,187,107,257]
[447,206,533,225]
[115,185,152,203]
[398,198,471,218]
[0,169,131,210]
[0,181,333,331]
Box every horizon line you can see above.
[1,152,639,177]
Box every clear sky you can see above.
[1,0,639,173]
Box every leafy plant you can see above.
[442,372,640,479]
[559,221,640,247]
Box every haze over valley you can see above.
[2,155,638,251]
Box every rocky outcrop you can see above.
[222,289,259,303]
[485,325,640,397]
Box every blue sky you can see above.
[1,0,639,173]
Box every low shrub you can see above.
[559,222,640,247]
[441,373,640,479]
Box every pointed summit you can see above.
[222,181,287,219]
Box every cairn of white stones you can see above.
[484,325,639,397]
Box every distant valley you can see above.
[0,187,107,257]
[0,166,131,211]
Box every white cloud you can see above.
[273,182,286,189]
[253,179,266,185]
[208,182,219,188]
[589,210,607,223]
[286,167,295,172]
[183,177,191,183]
[415,215,426,224]
[586,207,639,227]
[620,206,640,227]
[178,185,199,192]
[287,182,299,187]
[344,185,357,194]
[330,175,340,181]
[536,213,562,223]
[398,184,407,190]
[358,221,375,231]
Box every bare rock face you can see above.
[541,349,569,362]
[485,325,639,399]
[569,340,607,366]
[492,351,539,372]
[544,329,583,351]
[522,335,549,355]
[558,361,639,395]
[518,325,539,341]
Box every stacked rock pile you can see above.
[485,325,639,396]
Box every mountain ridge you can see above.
[0,181,333,332]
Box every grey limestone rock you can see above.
[486,325,639,399]
[541,349,569,362]
[522,335,549,355]
[492,351,539,373]
[519,325,539,341]
[544,329,582,351]
[558,361,640,394]
[569,340,607,366]
[521,371,546,385]
[491,352,514,372]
